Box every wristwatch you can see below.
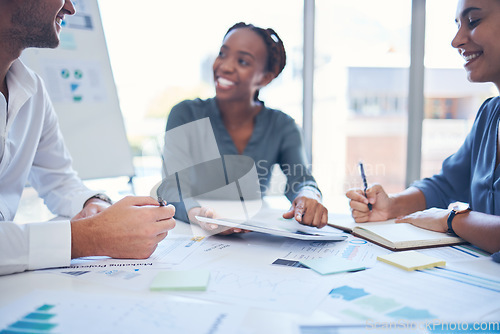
[446,203,471,235]
[84,193,113,207]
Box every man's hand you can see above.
[71,196,176,259]
[72,197,111,220]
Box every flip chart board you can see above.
[20,0,134,180]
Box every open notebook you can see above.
[327,213,465,251]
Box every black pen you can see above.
[156,143,168,207]
[358,162,373,211]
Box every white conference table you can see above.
[0,219,341,334]
[1,200,500,334]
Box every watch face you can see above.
[449,201,470,213]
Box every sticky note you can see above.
[377,251,445,271]
[150,270,210,291]
[299,257,367,275]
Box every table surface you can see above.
[2,199,500,334]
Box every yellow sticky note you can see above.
[150,270,210,291]
[377,251,445,271]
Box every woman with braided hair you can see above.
[164,22,327,234]
[346,0,500,259]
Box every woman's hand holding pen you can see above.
[346,184,393,223]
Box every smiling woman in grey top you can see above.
[163,22,328,234]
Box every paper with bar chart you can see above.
[0,290,246,334]
[319,264,500,322]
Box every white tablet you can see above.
[195,211,348,241]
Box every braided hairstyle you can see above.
[224,22,287,101]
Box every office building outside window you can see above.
[313,0,411,212]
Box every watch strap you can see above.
[446,206,471,235]
[446,210,457,235]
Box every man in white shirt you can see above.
[0,0,176,276]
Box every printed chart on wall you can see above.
[20,0,134,180]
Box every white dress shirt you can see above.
[0,59,97,275]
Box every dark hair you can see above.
[224,22,287,80]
